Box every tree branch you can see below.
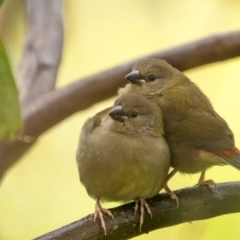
[17,0,63,108]
[1,31,240,180]
[34,181,240,240]
[0,0,63,180]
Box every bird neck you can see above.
[160,73,214,112]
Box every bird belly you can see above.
[78,133,170,202]
[170,147,225,174]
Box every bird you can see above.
[76,92,171,234]
[121,58,240,188]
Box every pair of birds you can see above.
[76,58,240,235]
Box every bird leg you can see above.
[197,170,217,189]
[163,169,179,207]
[164,184,179,208]
[94,198,114,235]
[134,198,152,232]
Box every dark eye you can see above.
[148,75,156,81]
[130,111,138,118]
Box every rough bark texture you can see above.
[17,0,63,108]
[35,182,240,240]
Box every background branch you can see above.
[34,181,240,240]
[17,0,63,108]
[0,0,63,179]
[0,31,240,180]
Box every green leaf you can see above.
[0,39,23,141]
[0,0,3,7]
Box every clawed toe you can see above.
[134,198,152,232]
[196,179,217,191]
[164,185,179,208]
[94,198,114,235]
[197,170,217,191]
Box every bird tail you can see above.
[209,147,240,170]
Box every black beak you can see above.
[109,105,126,122]
[125,70,142,86]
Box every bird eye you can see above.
[130,111,138,118]
[148,75,156,81]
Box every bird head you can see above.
[108,93,164,136]
[119,58,180,96]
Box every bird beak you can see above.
[125,70,142,86]
[109,105,127,122]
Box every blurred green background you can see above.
[1,0,240,239]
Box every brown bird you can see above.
[76,93,171,234]
[121,58,240,187]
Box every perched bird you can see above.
[76,93,171,234]
[122,58,240,187]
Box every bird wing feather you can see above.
[165,108,234,150]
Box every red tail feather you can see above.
[209,147,240,158]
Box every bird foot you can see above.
[196,179,217,191]
[134,198,152,232]
[196,170,217,191]
[94,200,114,235]
[164,185,179,208]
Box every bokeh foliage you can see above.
[0,39,22,140]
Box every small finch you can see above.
[76,93,171,234]
[122,58,240,187]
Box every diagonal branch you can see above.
[1,31,240,180]
[34,182,240,240]
[17,0,63,108]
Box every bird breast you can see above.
[77,128,170,202]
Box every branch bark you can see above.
[17,0,63,108]
[1,31,240,180]
[0,0,63,180]
[34,181,240,240]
